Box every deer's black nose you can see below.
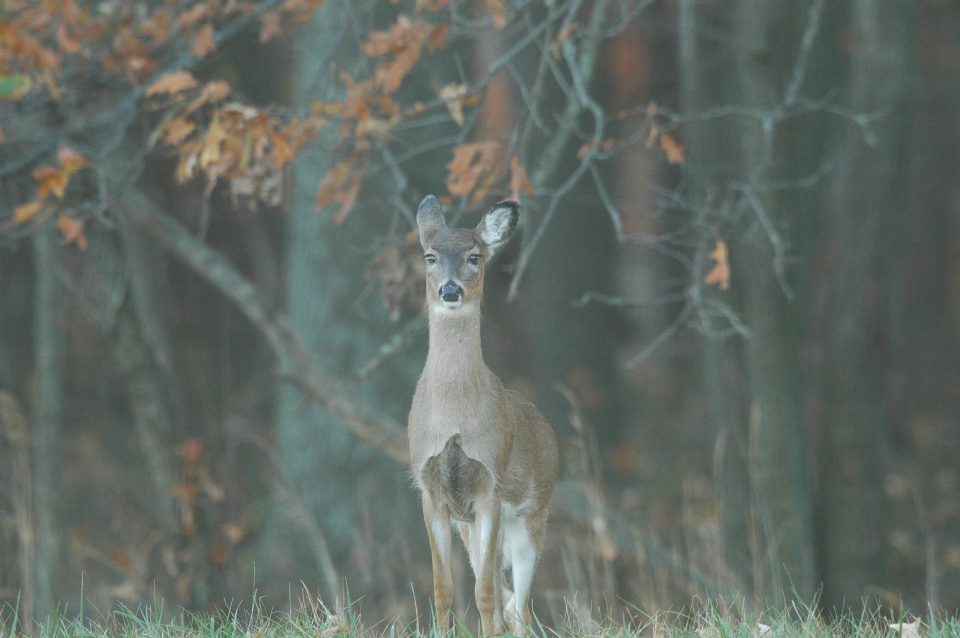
[439,281,463,302]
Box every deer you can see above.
[408,195,559,636]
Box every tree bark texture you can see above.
[677,0,754,594]
[816,0,914,610]
[679,0,833,604]
[31,224,64,620]
[82,225,180,536]
[257,3,419,598]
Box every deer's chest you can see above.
[409,382,505,481]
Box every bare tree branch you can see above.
[116,188,411,465]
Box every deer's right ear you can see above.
[417,195,446,248]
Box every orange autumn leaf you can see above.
[704,238,730,290]
[439,83,469,126]
[163,117,196,146]
[427,23,448,52]
[266,127,294,166]
[57,214,88,250]
[33,165,68,199]
[485,0,510,28]
[56,22,82,55]
[316,158,366,224]
[446,141,502,205]
[146,70,198,96]
[259,11,282,43]
[551,23,579,58]
[110,547,134,569]
[13,200,43,225]
[176,4,210,28]
[182,80,231,117]
[178,438,204,462]
[509,156,533,201]
[415,0,450,11]
[361,15,432,93]
[201,80,231,102]
[577,137,615,159]
[191,24,216,58]
[659,132,684,165]
[58,147,88,174]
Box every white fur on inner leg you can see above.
[432,518,450,557]
[503,515,537,630]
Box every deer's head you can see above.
[416,195,518,313]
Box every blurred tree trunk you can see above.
[680,0,830,603]
[31,224,64,620]
[677,0,754,593]
[256,3,410,598]
[731,0,820,603]
[83,225,179,535]
[817,0,914,609]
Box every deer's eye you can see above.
[467,254,482,266]
[425,254,437,265]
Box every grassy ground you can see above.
[2,597,958,638]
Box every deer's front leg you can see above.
[423,498,453,634]
[473,498,502,636]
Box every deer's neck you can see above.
[425,304,486,385]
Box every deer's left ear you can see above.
[476,200,519,249]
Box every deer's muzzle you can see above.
[439,281,464,303]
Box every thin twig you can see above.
[117,187,411,464]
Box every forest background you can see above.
[1,0,959,628]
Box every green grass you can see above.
[2,597,959,638]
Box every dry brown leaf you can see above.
[12,200,43,225]
[427,22,448,52]
[58,147,88,174]
[182,80,231,117]
[110,547,134,570]
[202,80,231,102]
[266,127,294,167]
[415,0,450,12]
[259,11,282,43]
[33,165,68,199]
[485,0,510,28]
[659,132,684,165]
[439,83,469,126]
[140,10,172,45]
[551,23,579,58]
[446,141,503,205]
[199,118,226,169]
[176,4,210,28]
[163,117,196,146]
[192,24,216,58]
[704,238,730,290]
[146,70,198,96]
[57,214,87,250]
[361,15,431,93]
[577,138,615,159]
[315,158,366,224]
[57,22,82,55]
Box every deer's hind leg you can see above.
[504,511,546,633]
[458,517,506,634]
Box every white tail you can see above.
[408,195,559,635]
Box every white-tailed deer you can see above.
[408,195,559,635]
